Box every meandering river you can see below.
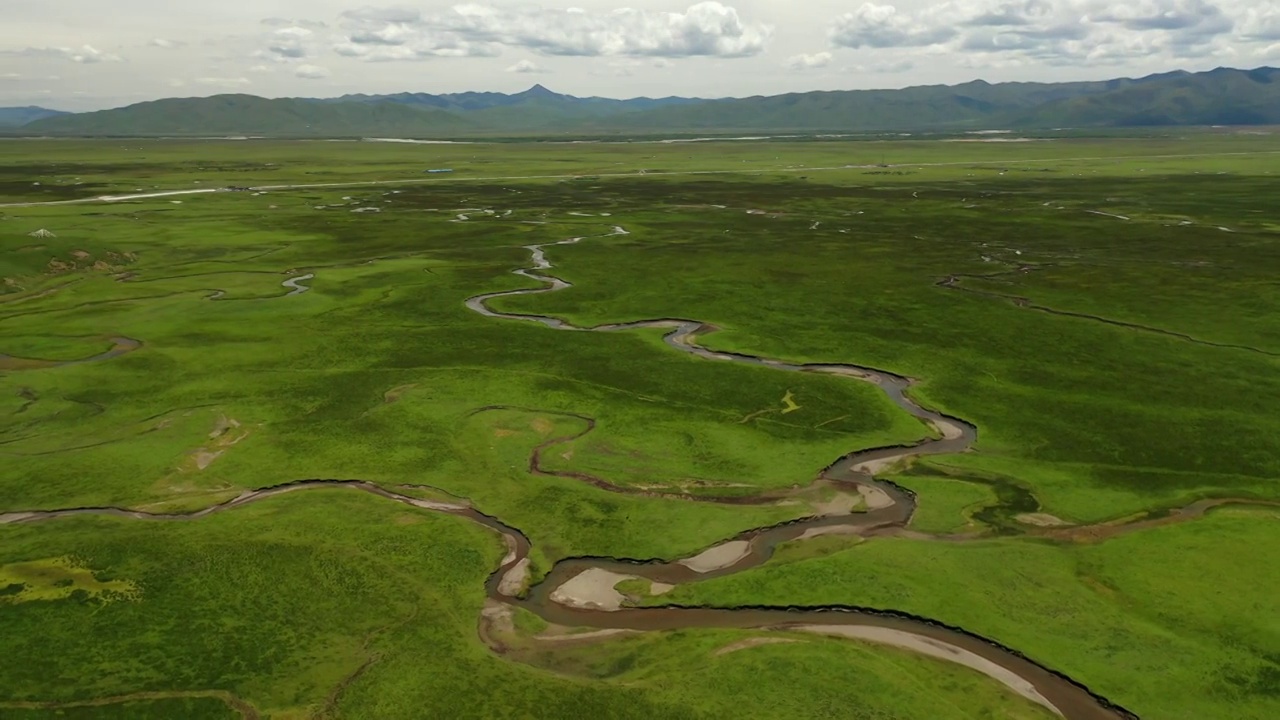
[1,225,1138,719]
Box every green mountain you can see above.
[1008,67,1280,128]
[16,66,1280,138]
[0,106,68,127]
[21,94,471,137]
[328,83,702,115]
[595,68,1280,132]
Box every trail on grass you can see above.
[938,268,1280,357]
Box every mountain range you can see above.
[0,106,69,128]
[7,66,1278,138]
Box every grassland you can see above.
[652,507,1280,719]
[2,132,1278,718]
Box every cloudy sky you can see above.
[2,0,1278,110]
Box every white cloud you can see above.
[4,45,124,64]
[248,65,273,74]
[295,64,330,79]
[333,2,771,61]
[1240,6,1280,41]
[1,72,19,81]
[829,0,1247,65]
[849,58,917,73]
[194,77,251,88]
[785,52,833,70]
[266,26,314,59]
[261,18,328,30]
[506,59,545,73]
[150,39,184,49]
[831,4,957,49]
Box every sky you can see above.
[2,0,1278,111]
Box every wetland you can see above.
[2,134,1278,719]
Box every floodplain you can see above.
[2,131,1278,719]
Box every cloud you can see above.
[295,64,330,79]
[261,18,328,30]
[150,38,184,49]
[1240,6,1280,41]
[831,4,957,49]
[194,77,251,88]
[785,52,833,70]
[1,72,19,80]
[248,65,273,74]
[506,59,544,73]
[1092,0,1232,33]
[850,58,917,73]
[4,45,123,63]
[265,26,314,59]
[333,2,771,61]
[829,0,1247,65]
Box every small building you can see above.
[28,229,56,238]
[425,169,454,174]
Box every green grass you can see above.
[890,474,995,534]
[1,697,239,719]
[654,507,1280,719]
[2,134,1278,718]
[0,489,1056,720]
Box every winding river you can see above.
[0,225,1141,719]
[465,226,1131,719]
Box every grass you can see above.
[0,556,141,605]
[654,507,1280,719]
[2,133,1278,717]
[0,489,1056,720]
[889,474,995,534]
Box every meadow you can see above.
[2,131,1277,718]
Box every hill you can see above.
[15,67,1280,138]
[0,106,68,127]
[1009,67,1280,127]
[328,83,702,114]
[597,67,1280,132]
[20,95,471,137]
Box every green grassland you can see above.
[2,133,1278,718]
[652,507,1280,720]
[0,489,1055,720]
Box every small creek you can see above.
[0,337,142,371]
[281,274,314,297]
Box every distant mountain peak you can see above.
[520,83,561,98]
